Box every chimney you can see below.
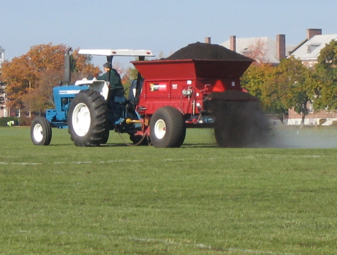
[230,35,236,52]
[205,37,211,44]
[307,28,322,39]
[276,34,286,60]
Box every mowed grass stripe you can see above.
[1,153,336,165]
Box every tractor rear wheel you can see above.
[31,116,52,145]
[150,106,186,148]
[68,89,109,147]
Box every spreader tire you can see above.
[150,106,186,148]
[68,89,109,147]
[30,117,52,146]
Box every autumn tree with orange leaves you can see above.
[1,43,100,115]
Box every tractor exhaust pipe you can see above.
[63,47,72,85]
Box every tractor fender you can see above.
[75,78,109,100]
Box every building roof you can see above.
[290,34,337,61]
[220,37,294,64]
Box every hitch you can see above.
[126,118,141,124]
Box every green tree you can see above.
[273,57,315,124]
[313,40,337,111]
[242,57,316,124]
[241,63,288,117]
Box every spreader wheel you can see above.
[30,117,52,145]
[68,89,109,147]
[150,106,186,148]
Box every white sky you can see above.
[1,0,337,68]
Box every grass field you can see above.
[1,126,337,254]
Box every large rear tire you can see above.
[68,89,109,147]
[30,117,52,145]
[150,106,186,148]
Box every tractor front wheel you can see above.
[30,116,52,145]
[150,106,186,148]
[68,89,109,146]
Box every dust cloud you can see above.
[206,98,272,148]
[206,92,337,148]
[265,126,337,148]
[209,106,337,149]
[204,90,271,148]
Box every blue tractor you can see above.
[30,85,88,145]
[30,49,154,146]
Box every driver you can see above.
[97,62,124,99]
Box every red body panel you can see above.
[132,59,253,115]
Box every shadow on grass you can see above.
[48,143,77,147]
[48,142,219,148]
[50,142,279,148]
[48,143,129,147]
[101,143,132,147]
[182,143,218,148]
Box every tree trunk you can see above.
[301,112,306,125]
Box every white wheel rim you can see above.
[154,119,166,139]
[33,123,44,142]
[72,103,91,137]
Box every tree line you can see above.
[0,43,101,115]
[1,41,337,123]
[241,40,337,123]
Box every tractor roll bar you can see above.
[78,49,154,57]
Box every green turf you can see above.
[1,126,337,254]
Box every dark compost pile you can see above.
[167,42,271,147]
[166,42,251,61]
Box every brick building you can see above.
[221,34,294,65]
